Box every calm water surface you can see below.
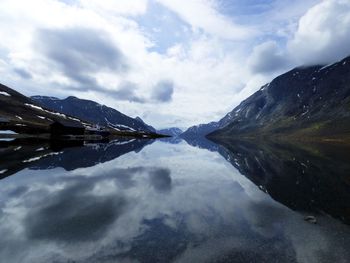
[0,138,350,263]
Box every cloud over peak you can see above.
[248,41,289,74]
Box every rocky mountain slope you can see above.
[0,83,87,134]
[32,96,156,133]
[181,106,252,138]
[183,55,350,141]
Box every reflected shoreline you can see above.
[0,138,154,179]
[206,136,350,225]
[1,137,350,262]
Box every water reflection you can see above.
[0,138,152,178]
[209,138,350,225]
[0,138,349,263]
[0,139,52,179]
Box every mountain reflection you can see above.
[207,138,350,225]
[1,139,350,263]
[0,138,153,179]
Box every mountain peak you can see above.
[182,54,350,140]
[65,96,79,100]
[208,54,350,139]
[31,95,59,101]
[32,96,156,133]
[135,116,144,123]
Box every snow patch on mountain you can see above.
[0,91,10,96]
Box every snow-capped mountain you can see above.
[0,83,87,134]
[31,96,156,133]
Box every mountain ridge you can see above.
[31,95,156,133]
[0,83,88,134]
[182,55,350,142]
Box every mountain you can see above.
[0,83,87,134]
[180,109,245,138]
[158,127,183,137]
[180,122,219,138]
[135,117,156,133]
[181,103,254,138]
[209,55,350,140]
[182,55,350,141]
[31,96,156,133]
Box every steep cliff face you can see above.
[209,56,350,139]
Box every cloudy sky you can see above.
[0,0,350,129]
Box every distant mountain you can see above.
[158,127,183,137]
[209,55,350,140]
[181,104,251,138]
[180,122,219,138]
[0,83,86,134]
[32,96,156,133]
[180,111,240,138]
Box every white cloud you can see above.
[248,41,289,74]
[0,0,349,129]
[78,0,149,16]
[288,0,350,65]
[156,0,256,40]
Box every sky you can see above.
[0,0,350,129]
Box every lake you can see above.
[0,137,350,263]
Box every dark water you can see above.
[0,137,350,263]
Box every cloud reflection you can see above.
[0,141,349,263]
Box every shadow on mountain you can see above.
[210,138,350,225]
[0,138,153,179]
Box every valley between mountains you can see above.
[1,55,350,143]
